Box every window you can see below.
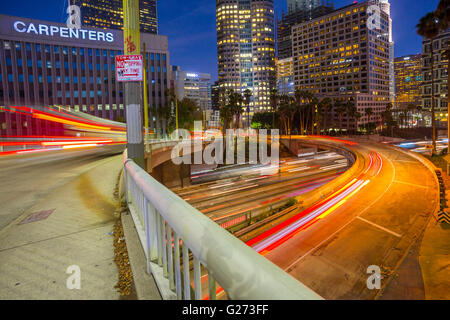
[54,46,59,54]
[47,76,52,83]
[6,58,11,66]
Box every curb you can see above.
[121,211,163,300]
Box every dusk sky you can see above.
[0,0,440,82]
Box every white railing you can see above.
[122,150,323,300]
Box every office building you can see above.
[276,57,294,96]
[0,14,170,134]
[291,0,392,130]
[422,28,449,122]
[277,1,334,60]
[172,66,212,113]
[72,0,158,34]
[216,0,276,120]
[394,54,423,110]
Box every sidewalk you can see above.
[419,168,450,300]
[0,155,123,299]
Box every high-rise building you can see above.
[0,14,170,134]
[276,57,294,96]
[277,1,334,60]
[216,0,276,120]
[422,29,449,123]
[172,66,212,114]
[291,0,392,130]
[72,0,158,34]
[394,54,423,110]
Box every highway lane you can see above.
[0,145,124,231]
[173,153,350,223]
[255,137,438,300]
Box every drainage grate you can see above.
[19,209,55,225]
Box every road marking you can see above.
[284,148,397,272]
[356,216,402,238]
[394,180,428,189]
[393,160,416,163]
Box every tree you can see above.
[417,12,440,154]
[382,103,395,136]
[345,98,357,134]
[318,98,332,134]
[243,89,253,129]
[334,99,346,135]
[365,107,374,134]
[269,88,279,130]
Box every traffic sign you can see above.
[115,55,143,82]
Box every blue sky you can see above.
[0,0,440,82]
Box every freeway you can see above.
[173,152,351,224]
[249,136,438,299]
[0,145,124,231]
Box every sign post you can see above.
[122,0,144,168]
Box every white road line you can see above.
[356,216,402,238]
[393,180,428,189]
[284,148,397,272]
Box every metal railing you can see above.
[122,149,323,300]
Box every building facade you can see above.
[72,0,158,34]
[216,0,276,120]
[0,14,170,134]
[277,1,334,60]
[422,28,449,123]
[172,66,212,113]
[276,57,294,96]
[394,54,423,110]
[211,80,220,110]
[291,0,392,130]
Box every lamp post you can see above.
[123,0,144,168]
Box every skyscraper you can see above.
[72,0,158,34]
[216,0,276,120]
[422,28,450,122]
[277,1,334,60]
[394,54,423,110]
[291,0,392,131]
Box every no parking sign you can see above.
[115,55,143,82]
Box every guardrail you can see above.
[122,149,323,300]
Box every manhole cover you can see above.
[19,209,55,224]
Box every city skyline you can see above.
[0,0,439,82]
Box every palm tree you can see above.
[365,107,374,134]
[269,88,279,129]
[436,0,449,152]
[334,99,345,135]
[318,98,332,134]
[243,89,253,129]
[345,98,356,134]
[417,12,440,154]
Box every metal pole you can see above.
[143,42,149,153]
[176,91,179,131]
[123,0,145,168]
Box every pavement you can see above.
[0,151,124,299]
[417,165,450,300]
